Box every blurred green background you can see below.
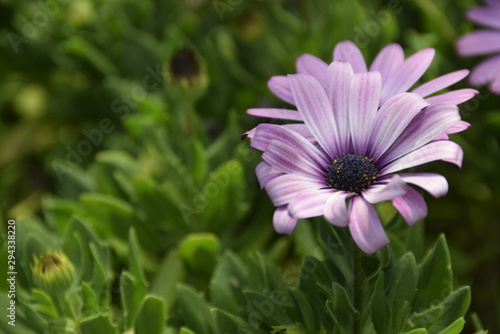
[0,0,498,333]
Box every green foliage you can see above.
[1,0,498,332]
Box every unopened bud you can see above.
[32,250,75,294]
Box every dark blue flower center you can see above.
[325,154,378,194]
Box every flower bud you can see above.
[32,250,75,294]
[166,48,207,100]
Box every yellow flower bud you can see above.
[32,250,75,294]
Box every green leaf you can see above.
[150,250,185,313]
[127,229,148,291]
[31,289,58,318]
[62,216,108,284]
[64,36,119,75]
[120,272,141,329]
[80,282,98,317]
[326,282,356,332]
[243,290,293,328]
[394,301,411,334]
[408,306,443,330]
[387,253,418,315]
[180,327,196,334]
[429,287,470,334]
[134,295,166,334]
[178,233,220,276]
[211,308,252,334]
[79,314,119,334]
[133,177,185,232]
[177,284,215,334]
[435,318,465,334]
[79,193,136,241]
[413,236,453,311]
[209,252,247,313]
[406,329,428,334]
[289,287,317,333]
[370,272,388,334]
[203,160,247,232]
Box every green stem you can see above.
[352,242,362,334]
[53,292,76,320]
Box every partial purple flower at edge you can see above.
[456,0,500,94]
[245,63,464,254]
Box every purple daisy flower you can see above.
[456,0,500,94]
[246,62,464,254]
[248,40,475,136]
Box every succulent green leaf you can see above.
[370,272,388,334]
[209,252,248,313]
[429,287,471,334]
[435,318,465,334]
[289,286,317,333]
[408,305,443,330]
[406,329,428,334]
[414,236,453,311]
[327,282,356,332]
[134,295,166,334]
[79,314,119,334]
[211,308,252,334]
[243,290,293,329]
[178,233,220,276]
[80,282,99,317]
[388,253,418,314]
[177,284,216,334]
[151,250,185,313]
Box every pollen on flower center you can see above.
[325,154,378,194]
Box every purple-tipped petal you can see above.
[324,61,355,153]
[262,139,326,179]
[273,206,298,234]
[381,140,463,174]
[288,73,340,158]
[296,54,328,83]
[266,174,326,207]
[268,76,294,105]
[369,43,405,83]
[251,124,329,166]
[281,124,316,142]
[367,93,429,160]
[362,175,407,203]
[411,70,469,97]
[400,173,448,198]
[484,0,500,7]
[425,89,478,105]
[379,103,461,165]
[349,196,389,254]
[333,41,368,73]
[457,30,500,56]
[256,162,283,189]
[381,48,435,104]
[467,7,500,29]
[287,189,333,219]
[242,127,256,141]
[324,191,352,227]
[348,72,382,154]
[247,108,303,121]
[445,121,470,134]
[392,186,427,226]
[468,54,500,93]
